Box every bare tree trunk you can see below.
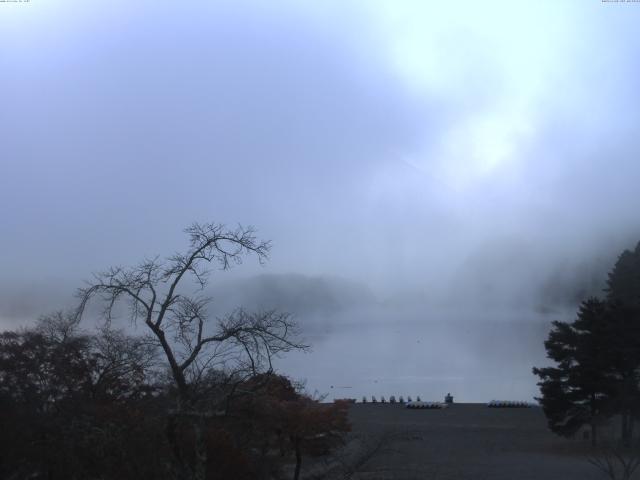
[193,420,207,480]
[166,415,185,475]
[75,223,307,480]
[590,396,598,447]
[293,437,302,480]
[622,411,631,448]
[277,429,286,457]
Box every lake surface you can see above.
[276,310,559,403]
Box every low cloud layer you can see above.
[2,1,639,399]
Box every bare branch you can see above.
[75,222,303,417]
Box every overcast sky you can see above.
[2,1,640,399]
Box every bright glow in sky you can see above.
[362,1,576,189]
[1,0,639,314]
[2,0,640,401]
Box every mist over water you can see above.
[2,1,640,403]
[279,315,554,403]
[207,273,585,402]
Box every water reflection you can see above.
[277,310,559,403]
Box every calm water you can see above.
[277,310,557,403]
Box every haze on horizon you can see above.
[2,0,640,401]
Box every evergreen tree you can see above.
[535,241,640,446]
[606,242,640,307]
[533,298,613,445]
[601,302,640,446]
[604,242,640,444]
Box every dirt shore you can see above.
[333,403,603,480]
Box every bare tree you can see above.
[37,310,159,401]
[76,222,308,480]
[587,442,640,480]
[36,310,82,343]
[90,325,160,400]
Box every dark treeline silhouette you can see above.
[534,242,640,447]
[0,223,350,480]
[0,313,166,479]
[0,315,349,479]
